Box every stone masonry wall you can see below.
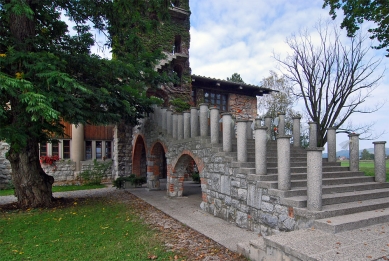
[139,118,297,235]
[0,141,12,189]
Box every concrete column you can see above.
[246,120,253,139]
[177,113,184,140]
[374,141,387,183]
[166,109,173,135]
[71,124,84,171]
[255,126,268,175]
[210,107,220,144]
[172,113,178,139]
[349,133,360,172]
[161,107,167,130]
[307,147,324,211]
[199,103,209,137]
[278,113,286,136]
[183,111,191,139]
[255,117,262,128]
[308,122,317,148]
[264,116,272,140]
[277,136,292,191]
[292,116,301,147]
[237,120,248,162]
[190,107,199,138]
[150,104,157,121]
[327,127,337,162]
[222,113,233,152]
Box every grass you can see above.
[0,184,106,197]
[340,160,389,181]
[0,198,176,260]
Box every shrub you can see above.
[79,159,112,185]
[113,174,147,188]
[192,172,200,183]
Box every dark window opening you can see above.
[52,143,59,156]
[105,141,112,159]
[96,141,102,159]
[40,143,47,157]
[174,35,182,53]
[172,0,180,7]
[63,140,70,159]
[204,91,228,111]
[86,141,92,160]
[173,65,183,87]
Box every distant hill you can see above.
[322,148,389,158]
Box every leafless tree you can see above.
[275,21,384,147]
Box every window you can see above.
[172,0,180,7]
[105,141,112,159]
[63,140,70,159]
[174,35,182,53]
[85,141,92,160]
[40,143,47,157]
[96,141,102,159]
[52,143,59,156]
[204,91,228,111]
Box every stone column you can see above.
[374,141,387,183]
[147,159,160,191]
[177,113,184,140]
[150,104,157,121]
[172,113,178,139]
[190,107,199,138]
[161,107,167,130]
[308,122,317,148]
[222,113,233,152]
[278,113,286,136]
[292,116,301,147]
[307,147,324,211]
[166,109,173,136]
[255,117,262,128]
[199,103,209,137]
[71,124,84,171]
[183,111,191,139]
[277,136,291,191]
[264,116,272,139]
[246,120,253,139]
[237,120,248,162]
[349,133,360,172]
[156,106,161,127]
[255,126,268,175]
[327,127,337,162]
[210,107,220,144]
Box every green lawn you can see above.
[340,160,389,181]
[0,184,106,197]
[0,198,176,260]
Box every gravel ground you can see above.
[0,187,248,261]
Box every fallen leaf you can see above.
[327,220,332,223]
[148,255,158,260]
[367,256,372,259]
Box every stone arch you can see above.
[168,150,204,198]
[132,135,147,177]
[147,141,168,190]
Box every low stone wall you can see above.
[41,160,76,182]
[0,142,12,189]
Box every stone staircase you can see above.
[231,139,389,260]
[154,51,189,71]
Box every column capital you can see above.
[348,133,360,138]
[328,126,337,130]
[306,147,324,152]
[255,126,268,130]
[373,141,386,145]
[292,116,301,120]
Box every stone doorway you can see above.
[132,136,147,178]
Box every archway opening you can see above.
[133,136,147,178]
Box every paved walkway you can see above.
[126,180,260,252]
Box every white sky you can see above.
[188,0,389,151]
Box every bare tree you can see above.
[275,21,384,147]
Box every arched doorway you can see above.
[169,154,202,198]
[147,142,167,190]
[132,136,147,178]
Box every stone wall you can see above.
[229,94,257,120]
[41,160,76,182]
[139,119,298,235]
[0,142,12,189]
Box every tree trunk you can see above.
[6,138,54,208]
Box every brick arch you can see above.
[132,135,147,177]
[149,141,168,179]
[167,150,205,198]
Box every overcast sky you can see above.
[188,0,389,151]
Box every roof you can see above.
[191,75,276,97]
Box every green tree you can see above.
[0,0,169,208]
[323,0,389,56]
[226,73,245,83]
[360,149,373,160]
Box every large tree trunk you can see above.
[6,138,54,208]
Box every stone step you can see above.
[313,208,389,233]
[257,171,366,182]
[267,165,349,174]
[267,182,389,198]
[294,197,389,221]
[282,188,389,208]
[259,175,375,189]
